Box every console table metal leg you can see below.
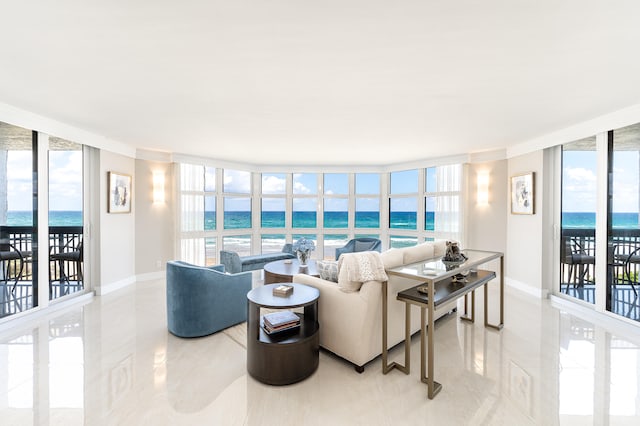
[484,255,504,330]
[460,290,475,323]
[382,281,410,375]
[420,290,442,399]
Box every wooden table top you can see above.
[264,259,319,278]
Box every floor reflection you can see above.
[0,280,639,425]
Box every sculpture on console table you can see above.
[442,241,469,282]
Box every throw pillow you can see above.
[316,260,339,283]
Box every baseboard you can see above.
[136,270,165,282]
[505,277,548,299]
[95,276,136,295]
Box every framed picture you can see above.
[510,172,534,215]
[108,171,132,213]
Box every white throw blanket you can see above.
[338,251,388,283]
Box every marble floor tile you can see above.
[1,279,639,425]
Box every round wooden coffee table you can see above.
[246,283,320,385]
[264,259,319,284]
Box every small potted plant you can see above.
[292,237,315,266]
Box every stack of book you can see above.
[263,310,300,335]
[272,284,293,297]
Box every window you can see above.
[390,198,417,230]
[607,124,640,321]
[223,169,250,193]
[0,122,37,317]
[356,173,380,229]
[293,198,316,228]
[324,198,348,229]
[49,138,84,301]
[224,197,251,229]
[424,165,462,242]
[261,198,285,228]
[561,137,597,305]
[262,173,286,194]
[293,173,317,194]
[355,198,379,228]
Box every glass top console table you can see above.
[383,249,504,399]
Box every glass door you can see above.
[607,124,640,321]
[560,137,597,304]
[0,122,37,318]
[48,138,84,301]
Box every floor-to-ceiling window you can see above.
[0,122,37,318]
[558,124,640,323]
[560,137,597,304]
[323,173,348,259]
[261,173,286,254]
[48,138,84,301]
[389,169,418,248]
[178,164,465,264]
[607,123,640,321]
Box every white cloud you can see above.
[262,175,286,194]
[293,181,311,194]
[223,170,250,193]
[565,167,596,182]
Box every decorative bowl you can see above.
[441,259,466,269]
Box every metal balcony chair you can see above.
[0,240,31,314]
[560,237,595,293]
[613,245,640,297]
[50,239,83,297]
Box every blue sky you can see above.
[563,150,639,212]
[7,150,82,211]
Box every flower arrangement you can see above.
[292,237,315,266]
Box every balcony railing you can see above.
[562,227,640,320]
[0,225,84,318]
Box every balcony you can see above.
[562,228,640,321]
[0,226,83,319]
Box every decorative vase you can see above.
[297,250,310,266]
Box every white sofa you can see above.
[292,240,457,372]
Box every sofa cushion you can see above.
[432,240,447,257]
[317,260,339,283]
[403,242,435,265]
[380,248,404,269]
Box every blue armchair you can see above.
[335,238,382,260]
[166,261,252,337]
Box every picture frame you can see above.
[108,171,132,213]
[510,172,534,215]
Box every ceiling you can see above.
[1,1,640,166]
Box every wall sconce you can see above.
[477,171,489,205]
[153,171,165,204]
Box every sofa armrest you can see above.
[292,274,383,367]
[219,250,242,274]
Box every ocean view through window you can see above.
[178,165,465,264]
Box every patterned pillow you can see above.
[316,260,339,283]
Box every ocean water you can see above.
[6,211,82,226]
[222,211,402,229]
[562,212,639,228]
[9,210,635,230]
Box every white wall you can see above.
[466,159,508,254]
[134,159,174,277]
[97,151,136,294]
[506,151,545,296]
